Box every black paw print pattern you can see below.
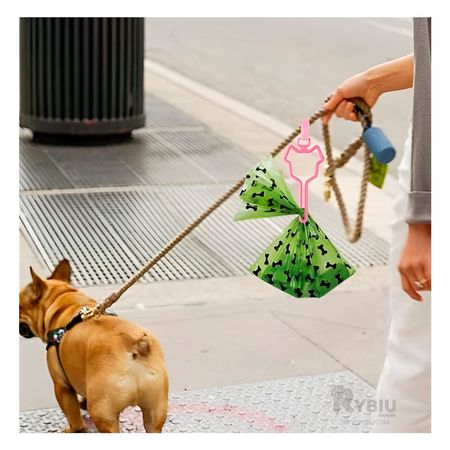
[234,157,303,222]
[251,191,265,198]
[253,266,262,276]
[236,157,356,298]
[248,216,356,299]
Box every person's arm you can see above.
[405,17,431,225]
[398,18,431,302]
[322,25,431,301]
[322,54,413,124]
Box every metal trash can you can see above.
[20,18,145,137]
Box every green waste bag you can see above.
[235,157,356,298]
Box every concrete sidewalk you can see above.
[19,62,395,432]
[20,247,390,410]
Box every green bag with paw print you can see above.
[235,157,355,298]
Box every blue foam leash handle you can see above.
[363,126,396,164]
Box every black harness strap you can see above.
[46,313,83,351]
[46,310,117,351]
[45,309,118,397]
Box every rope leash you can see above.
[81,98,372,320]
[322,97,372,243]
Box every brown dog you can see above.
[19,259,169,433]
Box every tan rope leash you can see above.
[322,97,372,243]
[81,98,372,320]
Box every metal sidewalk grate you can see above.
[20,93,389,287]
[20,185,389,287]
[19,130,256,191]
[19,370,376,433]
[20,94,256,191]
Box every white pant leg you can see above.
[371,128,431,433]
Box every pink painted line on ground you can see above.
[169,402,288,432]
[83,402,289,433]
[109,402,288,432]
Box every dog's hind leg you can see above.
[88,400,120,433]
[139,382,168,433]
[141,402,167,433]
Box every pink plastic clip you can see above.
[284,119,324,223]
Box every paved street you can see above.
[145,18,413,172]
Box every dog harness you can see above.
[46,312,84,350]
[46,309,117,351]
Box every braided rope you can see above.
[82,100,371,319]
[322,122,371,242]
[321,97,372,242]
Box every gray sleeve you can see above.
[405,18,431,224]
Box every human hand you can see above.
[322,55,414,125]
[322,71,381,125]
[398,223,432,301]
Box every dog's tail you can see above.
[133,333,151,358]
[120,331,152,360]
